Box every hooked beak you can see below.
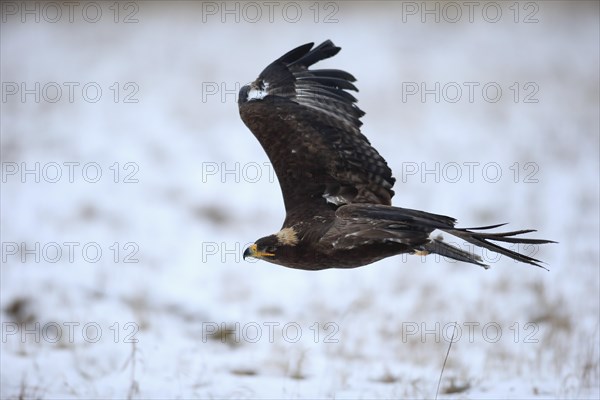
[243,243,274,260]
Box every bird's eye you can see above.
[259,245,277,256]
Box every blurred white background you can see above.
[1,1,598,398]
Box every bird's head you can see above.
[243,228,299,263]
[238,53,297,108]
[238,79,269,106]
[243,235,278,261]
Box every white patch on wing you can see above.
[323,194,347,206]
[385,238,407,244]
[247,81,270,101]
[247,88,268,100]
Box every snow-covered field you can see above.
[1,1,599,398]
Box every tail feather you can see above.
[430,226,556,270]
[422,239,489,269]
[454,227,552,244]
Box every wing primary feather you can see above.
[275,42,315,64]
[296,76,358,91]
[297,69,357,82]
[290,40,340,68]
[295,84,359,104]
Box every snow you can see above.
[1,1,599,398]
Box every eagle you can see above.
[238,40,553,271]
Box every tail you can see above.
[421,224,556,270]
[339,204,555,269]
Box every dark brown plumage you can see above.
[238,40,554,271]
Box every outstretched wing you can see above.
[238,40,395,224]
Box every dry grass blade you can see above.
[435,322,458,400]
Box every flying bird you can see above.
[238,40,553,270]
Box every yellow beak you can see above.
[243,243,275,260]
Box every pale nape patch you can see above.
[276,227,299,246]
